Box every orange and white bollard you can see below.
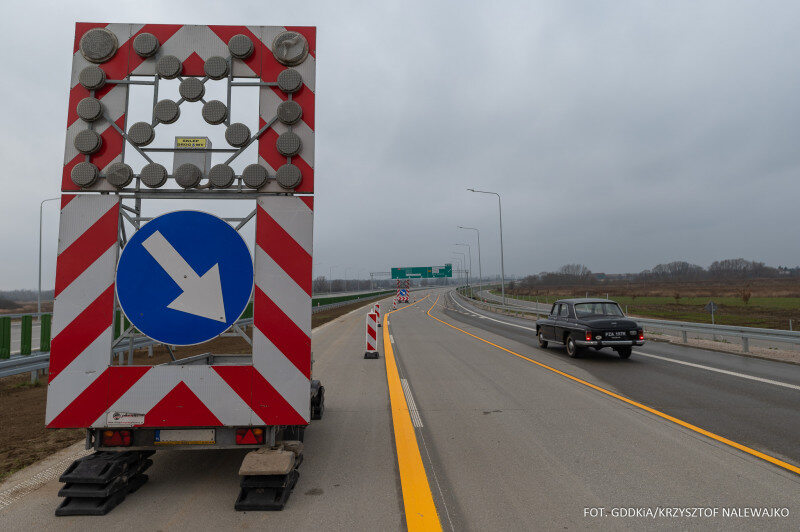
[392,298,397,310]
[373,304,381,327]
[364,312,379,359]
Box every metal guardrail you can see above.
[311,290,394,314]
[0,353,50,379]
[458,290,800,354]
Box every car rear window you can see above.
[574,302,624,317]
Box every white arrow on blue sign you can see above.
[116,211,254,346]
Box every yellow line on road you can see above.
[384,295,442,531]
[427,294,800,477]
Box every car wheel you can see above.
[537,330,548,348]
[566,335,581,358]
[617,347,632,359]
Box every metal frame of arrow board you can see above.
[46,24,316,434]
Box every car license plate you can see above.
[605,331,625,338]
[155,429,215,445]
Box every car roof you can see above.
[554,298,615,304]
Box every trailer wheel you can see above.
[311,385,325,420]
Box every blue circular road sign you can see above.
[116,211,254,346]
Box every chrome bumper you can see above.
[575,340,644,347]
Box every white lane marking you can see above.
[390,334,395,344]
[452,293,800,393]
[451,295,536,331]
[0,447,90,511]
[634,351,800,392]
[400,378,423,428]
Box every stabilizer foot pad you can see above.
[235,469,299,511]
[55,451,153,516]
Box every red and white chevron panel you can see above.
[249,195,314,423]
[365,312,378,352]
[51,23,316,430]
[46,193,315,428]
[64,23,315,193]
[258,26,316,194]
[46,194,121,426]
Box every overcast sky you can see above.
[1,0,799,290]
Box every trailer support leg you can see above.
[55,451,154,516]
[235,443,304,511]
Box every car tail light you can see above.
[585,331,592,342]
[236,427,265,445]
[101,429,132,447]
[638,330,644,340]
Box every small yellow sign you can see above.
[176,137,208,149]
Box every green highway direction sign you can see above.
[391,264,453,279]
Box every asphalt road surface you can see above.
[1,289,798,530]
[446,291,800,468]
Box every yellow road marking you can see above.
[384,295,442,531]
[427,294,800,477]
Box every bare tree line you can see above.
[517,259,800,288]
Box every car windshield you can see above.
[574,302,624,318]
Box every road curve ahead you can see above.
[385,291,799,530]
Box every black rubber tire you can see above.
[617,347,632,359]
[310,386,325,420]
[537,331,548,348]
[566,335,581,358]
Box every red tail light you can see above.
[101,429,132,447]
[236,427,265,445]
[638,330,644,340]
[585,331,592,342]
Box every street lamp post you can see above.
[329,265,338,294]
[344,267,352,292]
[38,197,61,318]
[458,226,482,288]
[453,251,466,292]
[455,243,472,297]
[450,257,462,285]
[467,189,506,305]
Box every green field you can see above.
[489,290,800,330]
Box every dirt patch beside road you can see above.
[0,376,81,482]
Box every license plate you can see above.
[605,331,626,338]
[154,429,215,445]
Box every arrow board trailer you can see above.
[46,23,322,514]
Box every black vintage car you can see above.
[535,298,644,359]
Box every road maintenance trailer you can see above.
[47,23,322,514]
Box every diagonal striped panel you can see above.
[47,194,120,426]
[54,200,119,297]
[214,366,306,426]
[255,200,312,295]
[253,287,310,378]
[102,366,255,428]
[257,26,315,193]
[48,366,150,428]
[252,195,313,424]
[64,23,134,192]
[48,285,114,380]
